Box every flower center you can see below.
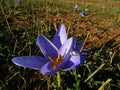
[48,51,65,69]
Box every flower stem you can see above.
[57,72,61,88]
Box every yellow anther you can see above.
[48,51,65,69]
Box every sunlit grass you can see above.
[0,0,120,89]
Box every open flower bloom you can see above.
[12,24,87,75]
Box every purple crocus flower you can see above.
[79,11,84,17]
[14,0,19,2]
[12,24,86,75]
[73,4,78,9]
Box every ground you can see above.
[0,0,120,89]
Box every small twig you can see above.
[0,80,5,88]
[17,43,28,55]
[98,78,112,90]
[53,22,57,31]
[67,22,72,36]
[110,52,116,64]
[5,72,19,82]
[84,63,105,83]
[13,39,18,54]
[80,32,90,52]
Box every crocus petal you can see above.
[74,42,83,51]
[37,35,58,59]
[74,42,89,55]
[40,62,52,75]
[40,37,76,75]
[12,56,48,70]
[60,37,76,59]
[40,62,62,75]
[52,24,67,49]
[50,37,76,69]
[81,49,89,55]
[62,56,86,71]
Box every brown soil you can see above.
[3,0,120,54]
[11,8,120,50]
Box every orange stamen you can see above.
[48,51,65,69]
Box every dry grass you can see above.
[0,0,120,89]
